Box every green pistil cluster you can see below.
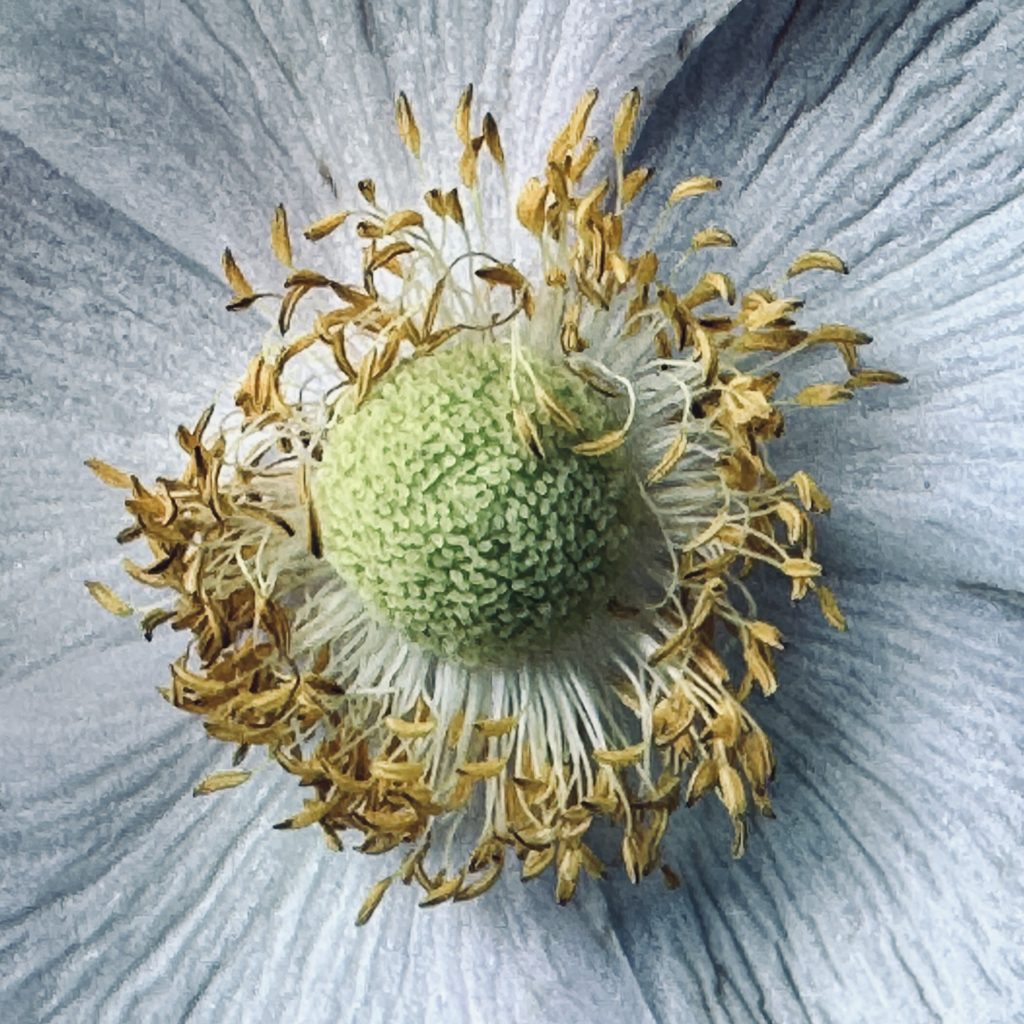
[314,341,637,665]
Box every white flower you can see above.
[2,2,1021,1023]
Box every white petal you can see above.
[633,0,1024,589]
[1,651,669,1022]
[601,578,1024,1022]
[0,1,739,279]
[0,2,390,277]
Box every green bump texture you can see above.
[314,342,635,664]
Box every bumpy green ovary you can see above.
[314,341,636,665]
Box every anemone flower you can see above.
[2,2,1022,1022]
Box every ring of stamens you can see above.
[87,83,902,923]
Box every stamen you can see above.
[90,85,902,923]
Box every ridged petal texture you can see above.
[634,0,1024,593]
[1,1,1021,1022]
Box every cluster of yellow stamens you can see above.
[86,85,902,923]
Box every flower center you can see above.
[314,341,636,664]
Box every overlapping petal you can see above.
[0,639,665,1023]
[633,0,1024,590]
[0,0,740,272]
[602,577,1024,1023]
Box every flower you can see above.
[3,2,1022,1022]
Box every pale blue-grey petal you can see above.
[0,131,246,678]
[603,577,1024,1024]
[0,0,739,279]
[7,575,1021,1016]
[633,0,1024,592]
[0,0,420,275]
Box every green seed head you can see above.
[314,342,637,665]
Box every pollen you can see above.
[315,342,634,664]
